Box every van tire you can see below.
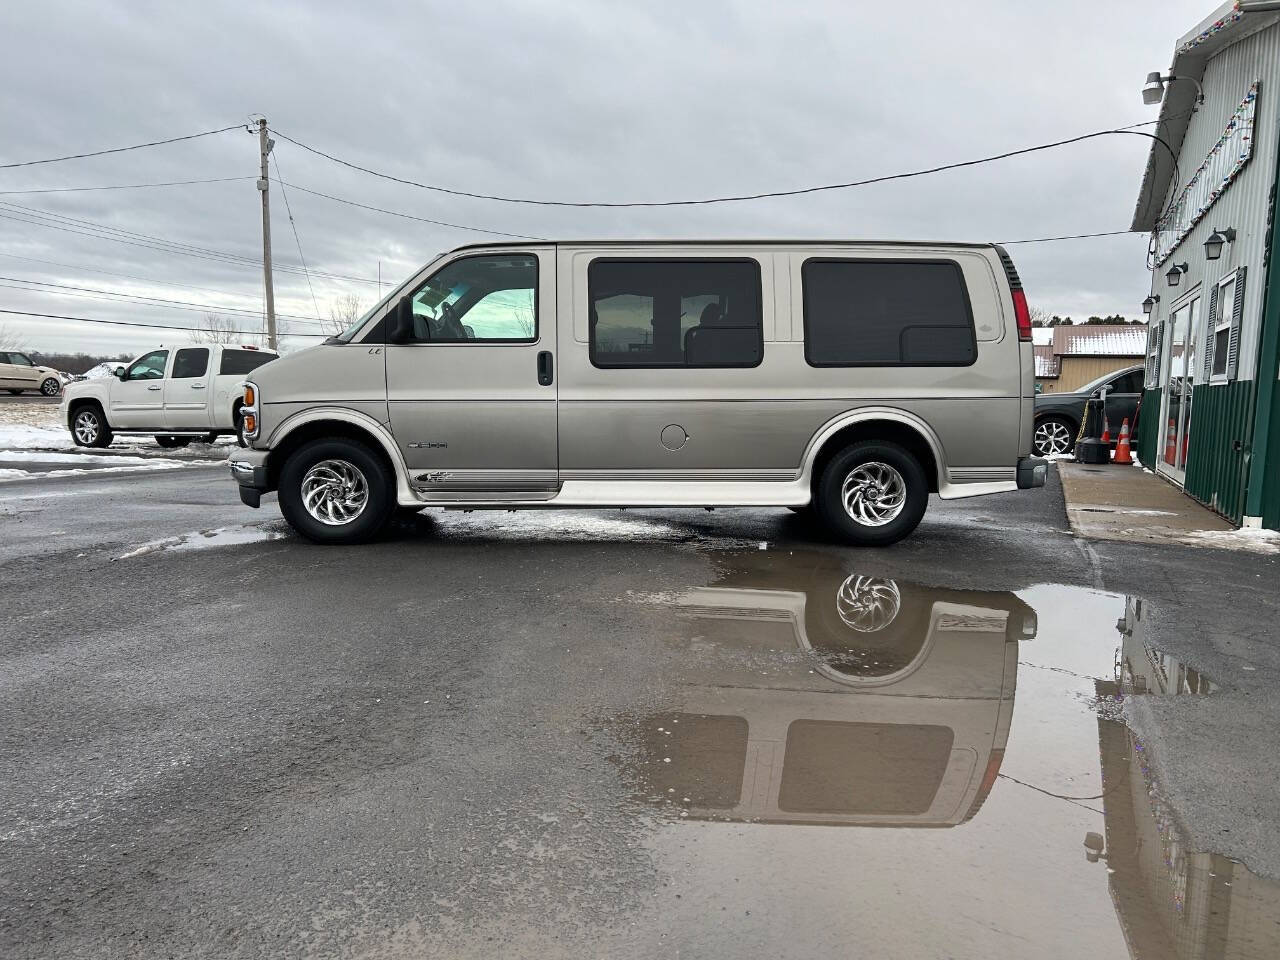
[277,437,395,544]
[235,413,248,448]
[815,441,928,547]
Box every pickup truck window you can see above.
[126,350,168,380]
[172,348,209,379]
[220,350,275,375]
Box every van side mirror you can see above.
[387,297,415,344]
[114,366,126,380]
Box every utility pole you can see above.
[256,117,278,350]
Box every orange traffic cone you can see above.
[1113,418,1133,465]
[1164,418,1176,463]
[1100,414,1111,445]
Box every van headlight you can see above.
[241,381,260,441]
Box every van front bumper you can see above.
[228,449,271,508]
[1016,456,1048,489]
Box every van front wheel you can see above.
[815,441,928,547]
[278,438,395,544]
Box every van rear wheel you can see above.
[278,437,394,544]
[815,441,928,547]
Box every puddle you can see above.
[602,551,1277,958]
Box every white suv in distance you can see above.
[61,344,277,448]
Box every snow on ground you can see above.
[114,524,289,560]
[1178,527,1280,555]
[0,401,228,480]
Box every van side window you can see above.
[220,350,274,376]
[802,260,976,367]
[171,348,209,379]
[403,254,537,343]
[589,259,762,368]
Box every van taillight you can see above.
[962,748,1005,822]
[1011,289,1032,342]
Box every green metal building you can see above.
[1132,0,1280,530]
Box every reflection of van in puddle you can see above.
[627,552,1037,827]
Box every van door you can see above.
[384,248,558,495]
[109,349,169,428]
[163,347,212,430]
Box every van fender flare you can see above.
[799,406,948,488]
[267,407,414,502]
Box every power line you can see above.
[0,274,330,324]
[1001,230,1135,244]
[272,118,1175,208]
[275,179,547,240]
[0,307,326,337]
[0,124,246,170]
[271,154,323,321]
[0,204,382,285]
[0,251,266,301]
[0,176,253,195]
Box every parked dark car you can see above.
[1032,364,1144,457]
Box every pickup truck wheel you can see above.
[815,441,928,547]
[278,438,394,544]
[40,377,61,397]
[235,414,248,448]
[71,406,113,448]
[154,435,191,449]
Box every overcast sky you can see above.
[0,0,1211,357]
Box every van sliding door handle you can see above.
[537,351,554,386]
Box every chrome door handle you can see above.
[147,385,162,391]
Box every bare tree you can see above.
[511,301,535,339]
[192,312,242,344]
[0,321,28,352]
[1028,304,1052,328]
[327,294,364,336]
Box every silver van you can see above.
[229,241,1046,545]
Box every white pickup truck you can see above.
[61,344,277,448]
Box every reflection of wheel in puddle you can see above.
[835,575,901,633]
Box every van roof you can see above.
[450,239,1001,252]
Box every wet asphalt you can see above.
[1,464,1278,958]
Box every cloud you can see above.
[0,0,1209,354]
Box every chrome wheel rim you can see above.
[301,459,368,526]
[1034,420,1073,456]
[74,411,98,444]
[840,461,907,526]
[835,574,902,632]
[41,379,59,396]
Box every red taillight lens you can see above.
[962,748,1005,822]
[1012,289,1032,342]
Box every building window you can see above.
[588,259,762,368]
[1144,322,1162,389]
[1206,266,1246,383]
[802,259,976,367]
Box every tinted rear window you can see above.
[589,259,763,368]
[171,348,209,379]
[803,259,976,367]
[219,350,274,376]
[779,721,954,815]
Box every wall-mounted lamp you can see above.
[1142,294,1159,315]
[1166,263,1189,287]
[1204,227,1236,260]
[1142,71,1205,106]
